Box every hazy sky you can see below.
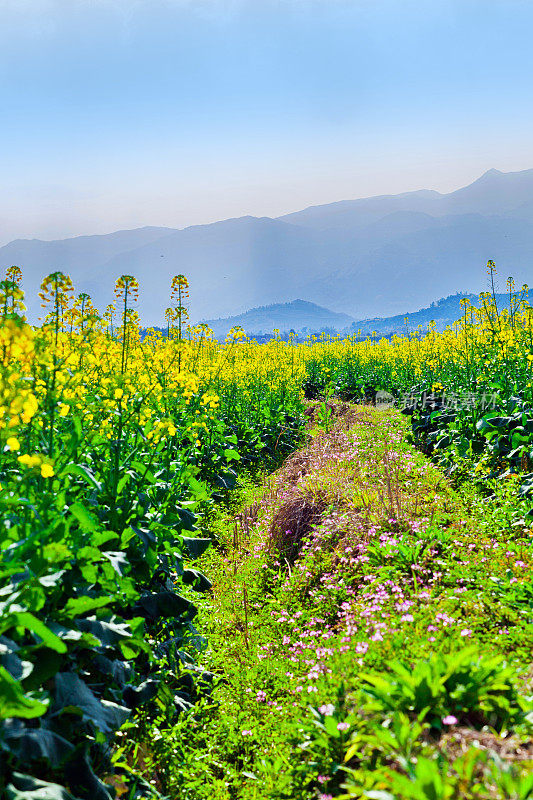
[1,0,533,244]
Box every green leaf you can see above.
[69,503,100,532]
[131,461,156,484]
[23,648,62,691]
[75,616,132,647]
[101,550,128,575]
[176,506,197,531]
[64,595,114,617]
[54,672,130,734]
[122,679,160,709]
[128,525,157,554]
[8,612,67,654]
[38,571,66,588]
[324,714,341,737]
[60,463,101,491]
[5,725,74,768]
[0,666,49,720]
[182,569,212,592]
[135,591,196,621]
[181,536,211,560]
[6,773,82,800]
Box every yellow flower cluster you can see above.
[0,319,39,433]
[2,262,532,490]
[17,451,55,478]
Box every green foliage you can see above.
[359,648,532,731]
[129,408,533,799]
[0,319,305,797]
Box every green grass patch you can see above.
[130,407,533,799]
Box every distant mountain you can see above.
[349,291,516,336]
[203,291,518,342]
[280,167,533,230]
[0,226,178,321]
[202,299,354,339]
[3,167,533,324]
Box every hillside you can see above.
[4,168,533,324]
[202,299,354,339]
[349,290,515,336]
[203,291,518,340]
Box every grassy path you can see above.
[143,404,533,799]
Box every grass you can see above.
[128,403,533,799]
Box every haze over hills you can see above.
[4,167,533,325]
[349,291,516,337]
[202,299,355,339]
[203,291,518,341]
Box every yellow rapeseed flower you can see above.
[40,463,55,478]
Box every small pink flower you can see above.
[442,715,458,725]
[337,722,350,731]
[460,628,472,637]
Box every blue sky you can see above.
[1,0,533,243]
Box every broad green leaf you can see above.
[182,568,212,592]
[6,773,81,800]
[0,666,49,720]
[64,595,114,617]
[181,536,211,560]
[135,590,196,621]
[75,616,132,647]
[5,726,74,768]
[9,612,67,654]
[101,550,128,575]
[54,672,130,734]
[122,679,160,709]
[38,571,66,588]
[23,648,62,691]
[131,461,156,483]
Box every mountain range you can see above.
[3,167,533,325]
[204,291,518,340]
[202,299,355,339]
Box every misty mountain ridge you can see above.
[201,299,355,339]
[4,167,533,325]
[350,290,518,337]
[203,291,519,341]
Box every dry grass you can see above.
[232,404,377,563]
[228,401,449,575]
[439,727,533,762]
[268,495,329,561]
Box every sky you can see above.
[1,0,533,244]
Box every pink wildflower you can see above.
[442,715,457,725]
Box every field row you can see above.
[1,265,533,797]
